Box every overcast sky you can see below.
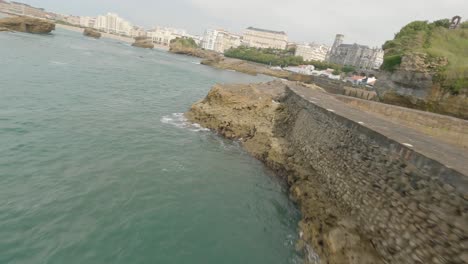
[18,0,467,47]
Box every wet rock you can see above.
[83,28,101,39]
[132,36,154,49]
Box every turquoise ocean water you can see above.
[0,28,301,264]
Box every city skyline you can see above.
[8,0,468,47]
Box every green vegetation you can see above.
[382,19,468,92]
[170,37,198,48]
[224,46,302,66]
[224,46,354,73]
[381,55,402,72]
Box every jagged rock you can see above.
[132,36,154,49]
[83,28,101,39]
[0,16,55,34]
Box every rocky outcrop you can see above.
[187,80,468,264]
[132,36,154,49]
[186,81,385,264]
[83,28,101,39]
[376,52,467,119]
[169,42,222,61]
[0,16,55,34]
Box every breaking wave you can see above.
[160,113,210,132]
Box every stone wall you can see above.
[334,95,468,148]
[343,86,379,101]
[279,86,467,263]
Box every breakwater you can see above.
[187,80,468,264]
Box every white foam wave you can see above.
[160,113,210,132]
[49,61,68,65]
[191,62,201,65]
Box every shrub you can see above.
[381,55,402,71]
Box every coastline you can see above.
[55,24,169,50]
[186,80,468,264]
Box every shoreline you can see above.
[55,24,170,50]
[186,80,468,264]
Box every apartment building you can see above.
[243,27,288,50]
[147,26,187,46]
[80,16,96,28]
[95,13,132,36]
[295,43,330,62]
[201,29,241,53]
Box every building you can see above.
[65,15,80,26]
[326,34,384,69]
[147,26,187,46]
[243,27,288,50]
[94,13,132,36]
[295,43,330,62]
[80,16,96,28]
[130,26,147,38]
[201,29,241,53]
[200,29,218,50]
[214,31,241,53]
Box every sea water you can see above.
[0,28,301,264]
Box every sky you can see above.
[17,0,467,47]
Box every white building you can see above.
[65,15,80,26]
[243,27,288,50]
[201,29,241,53]
[284,65,316,75]
[147,26,187,46]
[94,13,132,36]
[79,16,96,28]
[295,43,330,62]
[130,26,147,38]
[201,29,219,50]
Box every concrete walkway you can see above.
[289,84,468,177]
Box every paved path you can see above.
[289,84,468,177]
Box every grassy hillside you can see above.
[382,19,468,93]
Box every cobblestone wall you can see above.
[279,86,468,264]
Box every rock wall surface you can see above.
[375,53,468,120]
[83,28,101,39]
[187,80,468,264]
[0,16,55,34]
[132,37,154,49]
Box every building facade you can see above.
[295,43,330,62]
[201,29,241,53]
[147,26,187,46]
[243,27,288,50]
[326,34,384,69]
[79,16,96,28]
[65,15,80,26]
[201,29,219,50]
[94,13,132,36]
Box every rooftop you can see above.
[246,27,286,35]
